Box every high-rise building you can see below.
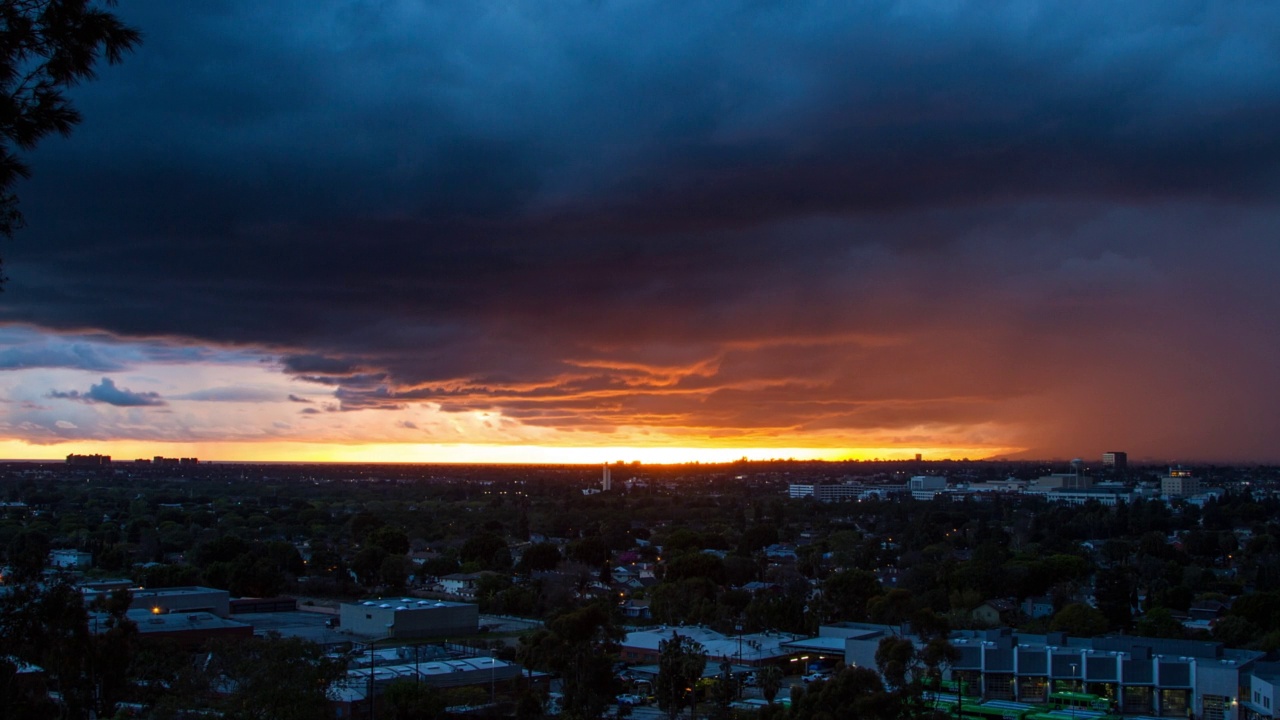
[1102,451,1128,470]
[602,464,612,492]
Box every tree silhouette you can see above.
[758,665,783,704]
[0,0,141,279]
[655,631,707,720]
[518,604,622,720]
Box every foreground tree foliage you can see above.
[790,666,903,720]
[0,579,136,719]
[206,633,345,720]
[382,679,446,720]
[757,664,783,705]
[0,0,141,275]
[655,631,707,720]
[517,603,622,720]
[0,580,346,719]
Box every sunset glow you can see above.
[1,3,1278,463]
[0,440,1021,465]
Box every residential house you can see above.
[972,599,1018,627]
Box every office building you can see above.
[1162,468,1201,498]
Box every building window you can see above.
[986,674,1014,701]
[1123,686,1153,714]
[1160,689,1189,716]
[953,671,980,697]
[1086,683,1117,706]
[1203,694,1229,720]
[1018,677,1048,703]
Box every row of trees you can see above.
[0,577,343,719]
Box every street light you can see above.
[366,635,393,720]
[1068,664,1079,720]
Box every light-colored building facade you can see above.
[50,549,92,569]
[788,483,866,502]
[1044,486,1134,506]
[1163,468,1202,498]
[909,475,948,500]
[1242,664,1280,720]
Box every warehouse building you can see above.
[339,598,478,639]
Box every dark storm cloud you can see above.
[296,373,388,389]
[280,354,362,376]
[3,1,1280,457]
[48,378,166,407]
[0,342,124,372]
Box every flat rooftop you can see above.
[351,598,474,610]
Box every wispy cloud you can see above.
[175,386,280,403]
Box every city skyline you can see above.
[2,2,1279,464]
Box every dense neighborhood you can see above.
[4,457,1280,719]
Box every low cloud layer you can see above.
[49,378,166,407]
[0,1,1278,459]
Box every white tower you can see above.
[602,464,612,492]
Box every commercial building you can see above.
[909,475,948,500]
[620,625,802,667]
[789,482,906,502]
[948,629,1254,718]
[810,623,1263,720]
[1163,468,1201,498]
[1244,663,1280,720]
[339,598,478,639]
[330,649,530,719]
[1042,486,1134,506]
[789,483,860,501]
[128,586,231,617]
[50,549,92,569]
[112,608,253,646]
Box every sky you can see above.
[1,1,1278,464]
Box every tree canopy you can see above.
[654,631,707,720]
[0,0,141,275]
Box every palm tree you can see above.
[759,665,784,704]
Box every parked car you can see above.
[616,694,645,706]
[801,671,831,683]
